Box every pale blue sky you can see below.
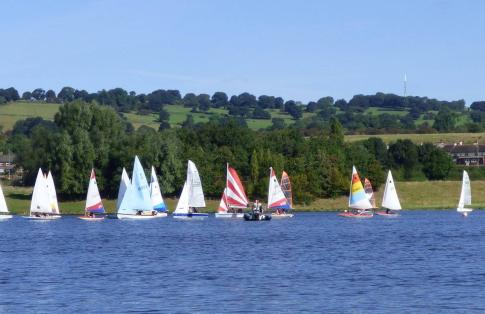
[1,0,484,104]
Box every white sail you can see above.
[46,171,60,214]
[150,166,166,212]
[30,169,52,214]
[118,156,153,215]
[187,160,205,208]
[174,181,190,214]
[268,167,290,209]
[381,170,401,210]
[457,170,472,212]
[85,169,104,213]
[0,181,9,213]
[116,168,131,210]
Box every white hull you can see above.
[215,212,244,218]
[24,214,61,220]
[173,213,208,219]
[117,213,165,220]
[272,213,294,218]
[155,212,168,217]
[78,216,105,221]
[0,214,13,220]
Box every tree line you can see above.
[3,86,485,134]
[3,100,461,204]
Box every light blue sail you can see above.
[118,156,153,215]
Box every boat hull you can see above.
[338,212,373,218]
[215,212,244,218]
[78,216,105,221]
[458,209,473,217]
[24,215,62,220]
[243,212,272,221]
[117,213,166,220]
[375,211,399,217]
[272,213,294,218]
[0,214,13,220]
[173,213,209,219]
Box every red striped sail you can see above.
[218,188,229,213]
[226,164,248,209]
[281,171,293,209]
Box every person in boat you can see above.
[89,212,95,218]
[136,210,143,215]
[385,208,390,214]
[152,210,157,216]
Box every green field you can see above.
[345,132,485,144]
[0,101,61,130]
[2,180,482,215]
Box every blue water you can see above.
[1,211,484,313]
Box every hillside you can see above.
[0,101,480,145]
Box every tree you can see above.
[182,114,195,128]
[252,107,271,119]
[58,87,76,103]
[211,92,228,108]
[183,93,199,110]
[329,117,344,145]
[45,90,57,103]
[388,139,419,179]
[32,88,46,101]
[158,107,170,122]
[198,94,211,112]
[433,107,456,132]
[22,91,32,101]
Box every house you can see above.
[440,143,485,166]
[0,153,15,176]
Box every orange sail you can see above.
[280,171,293,209]
[364,178,377,208]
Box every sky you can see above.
[1,0,485,104]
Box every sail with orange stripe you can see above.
[226,164,248,209]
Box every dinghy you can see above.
[117,156,164,219]
[79,169,105,221]
[339,166,373,218]
[173,160,208,219]
[0,181,12,220]
[457,170,473,217]
[149,167,168,217]
[376,170,401,217]
[215,164,248,218]
[25,169,61,220]
[268,168,293,218]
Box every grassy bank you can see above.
[2,180,482,215]
[345,132,485,144]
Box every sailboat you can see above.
[457,170,473,217]
[79,169,105,221]
[376,170,402,217]
[0,181,12,219]
[149,166,167,217]
[117,156,164,219]
[25,169,61,219]
[46,171,60,215]
[269,168,293,218]
[339,166,373,218]
[116,167,131,211]
[173,160,208,219]
[215,164,248,218]
[364,178,377,209]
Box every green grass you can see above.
[4,180,485,214]
[0,101,61,130]
[345,132,485,144]
[297,180,485,211]
[364,106,408,116]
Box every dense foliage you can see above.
[5,101,457,205]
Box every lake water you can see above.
[1,211,484,313]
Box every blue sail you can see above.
[118,156,153,215]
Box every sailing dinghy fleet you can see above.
[1,157,480,220]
